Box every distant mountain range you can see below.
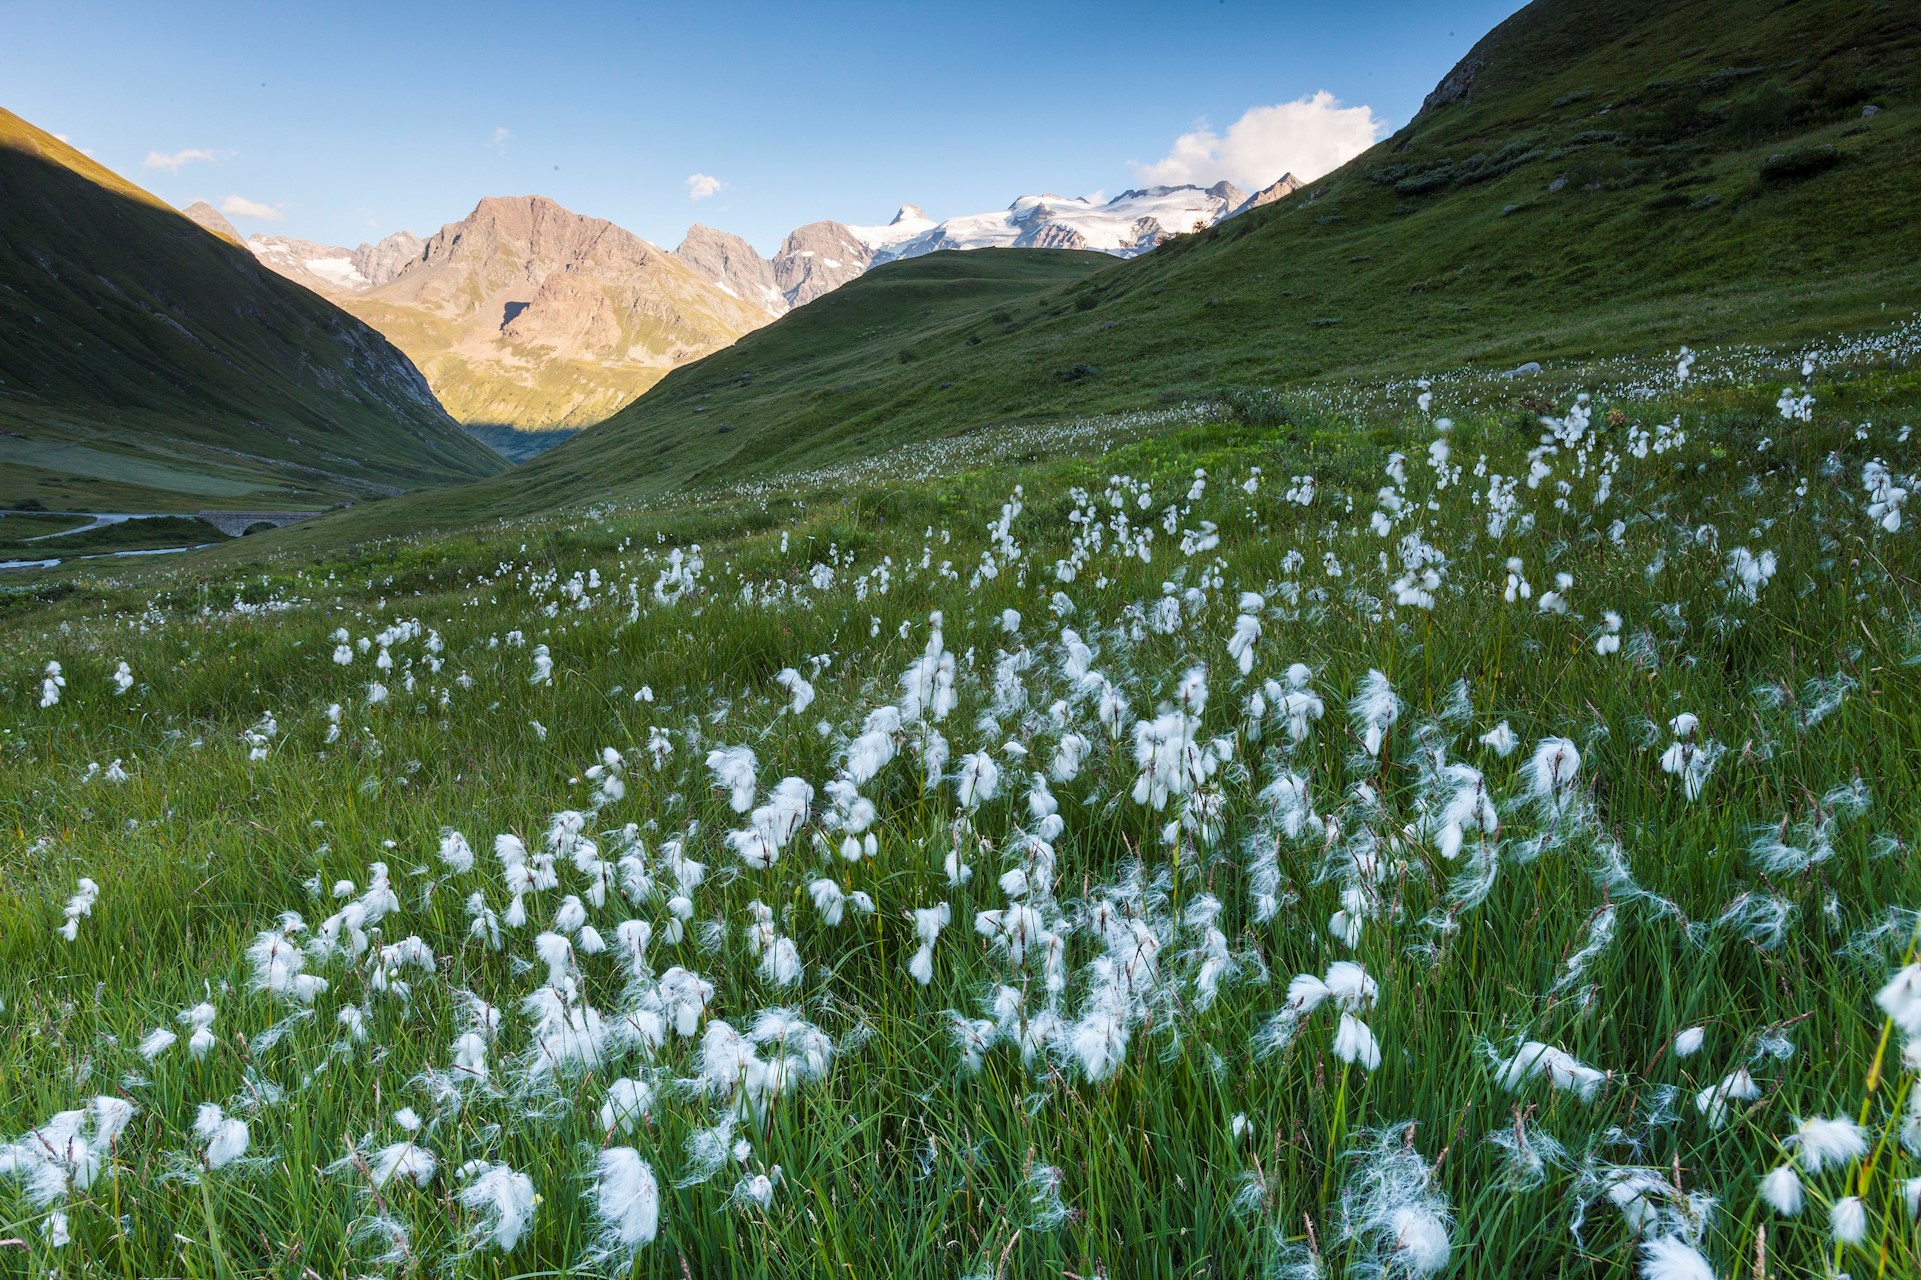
[697,180,1303,312]
[217,177,1301,437]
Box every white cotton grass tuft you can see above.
[1337,1122,1451,1276]
[600,1077,654,1136]
[1830,1195,1867,1245]
[589,1147,660,1257]
[1494,1040,1605,1102]
[908,903,950,985]
[1758,1165,1803,1216]
[1671,1026,1705,1058]
[0,1095,137,1212]
[458,1160,538,1253]
[58,877,99,941]
[1638,1235,1716,1280]
[193,1103,249,1169]
[40,661,66,708]
[369,1126,437,1190]
[1479,720,1518,757]
[246,926,327,1004]
[732,1166,781,1211]
[1333,1012,1382,1070]
[181,1002,219,1060]
[1349,669,1400,758]
[1524,737,1581,807]
[1694,1068,1760,1127]
[774,668,815,715]
[1790,1115,1868,1173]
[1876,962,1921,1037]
[706,745,759,813]
[438,829,475,875]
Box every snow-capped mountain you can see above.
[844,203,938,256]
[733,181,1293,310]
[874,182,1250,263]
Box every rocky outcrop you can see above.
[1228,173,1303,218]
[351,231,423,288]
[1014,222,1090,251]
[1418,53,1486,117]
[674,224,784,315]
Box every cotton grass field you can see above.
[4,328,1921,1279]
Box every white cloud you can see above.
[490,126,511,156]
[684,173,723,201]
[1134,91,1386,190]
[220,194,284,221]
[143,148,228,173]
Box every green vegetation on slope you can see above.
[1,335,1918,1277]
[310,249,1110,533]
[448,0,1919,517]
[0,109,508,513]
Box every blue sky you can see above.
[4,0,1527,255]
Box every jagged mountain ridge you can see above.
[672,224,787,314]
[329,195,775,430]
[226,179,1300,433]
[245,230,422,295]
[738,183,1292,310]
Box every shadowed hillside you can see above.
[0,108,507,512]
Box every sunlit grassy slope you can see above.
[392,0,1921,522]
[0,109,508,513]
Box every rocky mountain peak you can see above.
[352,230,423,288]
[674,225,784,315]
[1228,174,1304,218]
[180,200,243,244]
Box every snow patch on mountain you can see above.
[874,183,1249,264]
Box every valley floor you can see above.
[2,324,1920,1278]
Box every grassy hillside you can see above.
[0,109,507,513]
[304,249,1108,532]
[445,0,1920,516]
[2,329,1918,1277]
